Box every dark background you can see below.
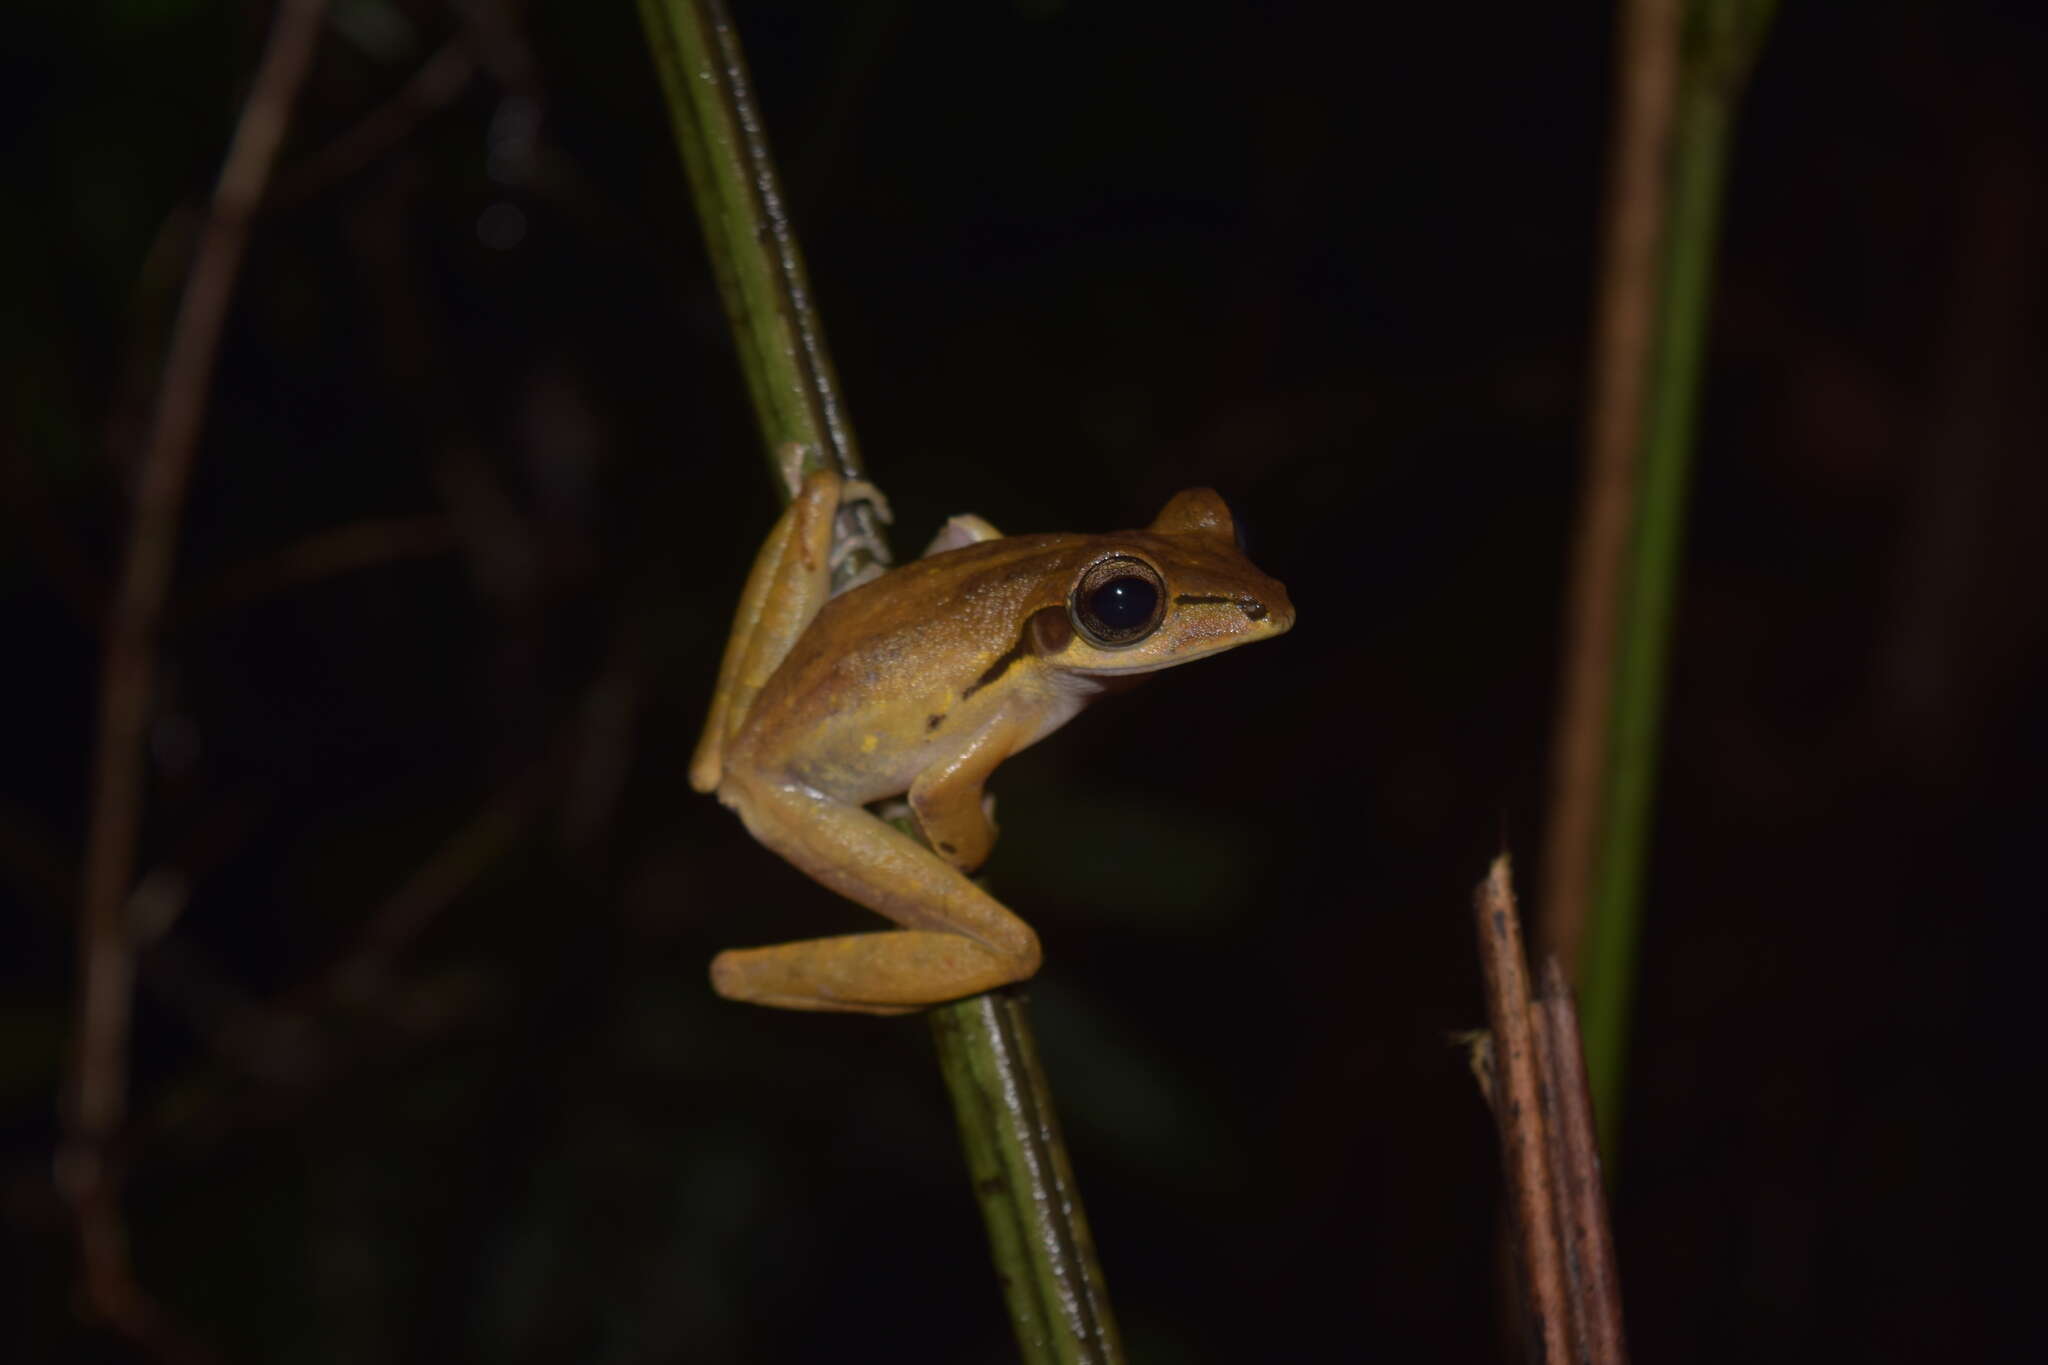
[4,1,2040,1360]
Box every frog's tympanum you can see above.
[691,466,1295,1014]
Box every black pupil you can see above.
[1089,575,1158,632]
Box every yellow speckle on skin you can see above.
[861,734,879,753]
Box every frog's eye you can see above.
[1072,556,1165,647]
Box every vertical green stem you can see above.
[932,990,1125,1365]
[637,0,852,467]
[636,3,1123,1357]
[1577,0,1775,1141]
[636,0,886,582]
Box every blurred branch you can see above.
[448,0,540,93]
[143,774,544,1092]
[1540,0,1777,1147]
[636,3,1122,1359]
[327,763,547,1003]
[1540,0,1679,984]
[1881,123,2040,768]
[60,0,328,1352]
[273,35,477,207]
[181,514,455,619]
[1470,856,1629,1365]
[125,659,624,1163]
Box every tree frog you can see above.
[691,464,1295,1014]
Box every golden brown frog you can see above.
[692,465,1294,1014]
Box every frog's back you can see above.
[732,533,1094,793]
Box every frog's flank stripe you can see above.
[961,624,1034,699]
[1176,593,1269,622]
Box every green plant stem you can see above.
[636,0,886,581]
[1577,0,1775,1144]
[636,4,1122,1358]
[932,990,1125,1364]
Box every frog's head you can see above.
[1033,488,1295,677]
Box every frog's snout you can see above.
[1223,569,1292,639]
[1256,581,1296,635]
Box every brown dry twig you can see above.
[1533,958,1628,1362]
[61,0,329,1350]
[1470,855,1630,1365]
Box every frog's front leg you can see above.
[907,722,1011,872]
[710,770,1040,1014]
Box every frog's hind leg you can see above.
[709,774,1041,1013]
[711,930,1035,1015]
[690,468,842,793]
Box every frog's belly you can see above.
[777,684,1089,808]
[787,738,932,807]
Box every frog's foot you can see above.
[710,930,1036,1014]
[827,477,895,592]
[772,444,892,535]
[839,477,893,526]
[713,771,1042,1012]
